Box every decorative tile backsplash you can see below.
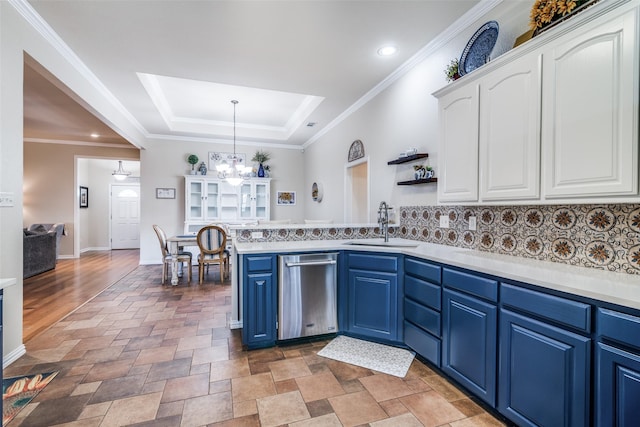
[234,203,640,275]
[399,204,640,275]
[235,225,393,242]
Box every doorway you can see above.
[345,158,369,223]
[111,184,141,249]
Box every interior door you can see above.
[111,184,140,249]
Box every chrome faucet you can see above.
[378,201,390,242]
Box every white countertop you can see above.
[235,238,640,311]
[0,278,17,290]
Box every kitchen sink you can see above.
[343,238,419,248]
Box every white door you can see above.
[111,184,140,249]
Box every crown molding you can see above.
[24,137,139,149]
[10,0,149,144]
[302,0,503,149]
[146,134,304,151]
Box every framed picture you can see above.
[79,186,89,208]
[277,191,296,205]
[156,187,176,199]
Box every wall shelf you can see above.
[397,178,438,186]
[387,153,429,165]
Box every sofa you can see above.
[28,223,65,258]
[23,229,57,278]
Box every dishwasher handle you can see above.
[285,259,337,268]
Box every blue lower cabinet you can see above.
[242,255,277,349]
[596,343,640,427]
[442,288,497,406]
[596,308,640,426]
[404,320,440,366]
[499,309,590,427]
[347,268,399,342]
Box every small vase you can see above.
[258,163,265,178]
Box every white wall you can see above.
[138,139,304,265]
[303,1,531,219]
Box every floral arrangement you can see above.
[529,0,592,31]
[252,150,271,164]
[444,58,460,82]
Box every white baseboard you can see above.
[229,320,243,330]
[80,247,111,253]
[3,344,26,368]
[139,259,162,265]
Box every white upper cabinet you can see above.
[437,83,479,202]
[434,0,639,205]
[184,176,270,230]
[239,180,270,221]
[541,6,638,198]
[479,54,541,201]
[185,178,220,222]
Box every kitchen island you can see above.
[234,236,640,427]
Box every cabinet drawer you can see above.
[405,258,441,284]
[598,308,640,350]
[404,321,441,367]
[405,298,440,337]
[348,253,398,272]
[405,275,441,311]
[502,283,591,333]
[245,255,274,272]
[443,268,497,302]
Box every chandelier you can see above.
[216,100,252,186]
[112,160,131,180]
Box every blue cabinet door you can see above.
[242,256,276,349]
[442,288,497,406]
[347,269,399,342]
[596,342,640,427]
[499,309,591,427]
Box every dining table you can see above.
[167,234,197,286]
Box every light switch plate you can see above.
[0,192,14,207]
[468,216,477,231]
[439,216,450,228]
[251,231,263,239]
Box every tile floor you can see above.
[5,265,507,426]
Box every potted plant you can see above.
[252,150,271,178]
[444,58,460,82]
[187,154,199,175]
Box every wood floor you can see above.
[22,249,140,342]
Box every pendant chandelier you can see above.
[112,160,131,180]
[216,100,251,186]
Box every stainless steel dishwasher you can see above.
[278,252,338,340]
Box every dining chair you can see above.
[153,224,192,284]
[196,225,229,284]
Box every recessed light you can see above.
[90,133,100,138]
[377,45,398,56]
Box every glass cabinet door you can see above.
[255,182,268,219]
[188,180,203,220]
[205,181,219,219]
[240,183,252,219]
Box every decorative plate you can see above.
[459,21,499,76]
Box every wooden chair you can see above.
[196,225,229,284]
[153,224,192,284]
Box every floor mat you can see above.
[317,335,415,378]
[3,371,59,426]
